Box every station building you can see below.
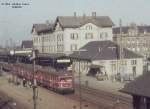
[70,40,143,81]
[31,12,114,54]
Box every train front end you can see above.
[57,74,74,94]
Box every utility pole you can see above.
[78,58,82,109]
[119,19,124,82]
[32,49,38,109]
[41,36,44,53]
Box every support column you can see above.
[146,98,150,109]
[133,95,141,109]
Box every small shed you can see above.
[121,71,150,109]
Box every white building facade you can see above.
[32,13,114,54]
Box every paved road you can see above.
[74,75,129,97]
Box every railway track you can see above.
[0,91,27,109]
[0,94,17,109]
[66,85,133,109]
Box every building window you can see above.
[57,34,63,41]
[132,66,136,77]
[70,33,78,40]
[111,61,116,74]
[61,34,63,41]
[131,60,137,65]
[57,44,64,52]
[86,25,92,30]
[105,33,108,39]
[100,33,103,39]
[85,33,93,39]
[70,44,77,51]
[100,32,108,39]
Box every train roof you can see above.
[14,63,72,76]
[37,67,72,76]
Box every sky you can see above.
[0,0,150,47]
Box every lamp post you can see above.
[10,49,38,109]
[78,56,82,109]
[10,50,15,83]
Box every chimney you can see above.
[83,13,86,19]
[73,12,77,17]
[92,12,96,18]
[74,12,77,17]
[45,20,50,25]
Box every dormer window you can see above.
[86,25,92,30]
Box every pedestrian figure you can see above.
[23,78,26,87]
[28,81,32,88]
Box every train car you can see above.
[3,63,74,94]
[37,67,74,94]
[1,62,13,72]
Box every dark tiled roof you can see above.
[0,51,9,58]
[113,25,150,34]
[89,64,103,69]
[38,53,66,59]
[56,16,114,28]
[11,53,67,59]
[21,40,33,49]
[31,23,54,34]
[121,71,150,98]
[70,40,143,60]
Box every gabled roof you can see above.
[121,71,150,98]
[113,25,150,34]
[70,40,143,61]
[31,23,54,34]
[56,16,114,28]
[21,40,33,49]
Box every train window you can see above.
[60,78,65,81]
[60,77,72,82]
[66,79,72,82]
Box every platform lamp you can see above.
[10,50,15,83]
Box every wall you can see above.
[92,58,143,79]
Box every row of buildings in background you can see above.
[21,12,150,81]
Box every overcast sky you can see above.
[0,0,150,46]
